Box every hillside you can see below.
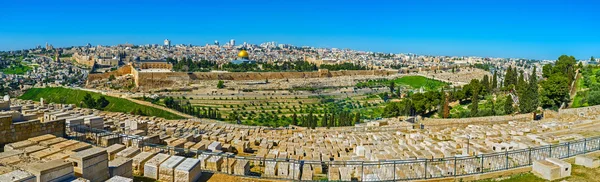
[19,87,184,120]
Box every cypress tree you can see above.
[504,66,512,88]
[505,95,514,114]
[442,92,450,118]
[529,67,539,111]
[492,71,498,90]
[481,75,490,94]
[292,113,298,126]
[470,87,480,117]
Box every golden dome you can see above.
[238,50,249,58]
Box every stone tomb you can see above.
[4,140,36,151]
[25,159,74,182]
[158,156,186,182]
[115,147,140,159]
[575,154,600,168]
[0,170,36,182]
[105,144,126,160]
[105,176,133,182]
[27,134,57,144]
[532,158,571,181]
[143,153,170,180]
[68,147,110,182]
[100,135,121,147]
[131,152,157,173]
[206,156,223,171]
[546,158,571,178]
[109,157,133,178]
[233,159,250,176]
[174,158,202,182]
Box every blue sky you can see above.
[0,0,599,60]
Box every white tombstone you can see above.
[575,155,600,168]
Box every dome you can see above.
[238,50,249,58]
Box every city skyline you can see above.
[1,0,599,60]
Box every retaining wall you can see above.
[0,116,66,149]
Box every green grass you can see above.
[1,64,32,75]
[576,74,586,90]
[393,76,448,90]
[19,87,184,120]
[356,76,449,91]
[572,94,588,108]
[572,67,600,108]
[476,173,544,182]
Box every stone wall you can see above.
[0,116,66,149]
[185,69,395,81]
[136,72,191,89]
[556,105,600,122]
[87,65,398,90]
[421,113,532,126]
[72,53,96,67]
[87,65,135,84]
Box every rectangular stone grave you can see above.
[206,156,223,172]
[116,147,140,159]
[264,161,277,177]
[301,164,313,181]
[104,176,133,182]
[23,145,47,155]
[532,160,561,181]
[0,170,36,182]
[143,153,170,180]
[328,167,340,181]
[109,157,133,178]
[546,158,571,179]
[233,159,249,176]
[30,148,63,160]
[105,144,126,160]
[101,135,121,147]
[5,140,36,151]
[50,140,78,150]
[575,154,600,168]
[38,138,67,147]
[27,134,57,144]
[68,147,109,182]
[174,158,202,182]
[63,142,92,152]
[277,161,289,177]
[132,152,157,173]
[25,159,74,182]
[158,156,185,182]
[207,141,222,152]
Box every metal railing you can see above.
[66,124,600,181]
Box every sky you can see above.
[0,0,599,60]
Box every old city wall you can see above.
[136,72,191,89]
[136,69,398,89]
[0,116,65,148]
[86,65,134,83]
[72,53,96,67]
[421,113,532,126]
[187,69,397,81]
[87,65,398,89]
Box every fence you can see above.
[66,124,600,181]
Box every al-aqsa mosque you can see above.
[230,49,256,64]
